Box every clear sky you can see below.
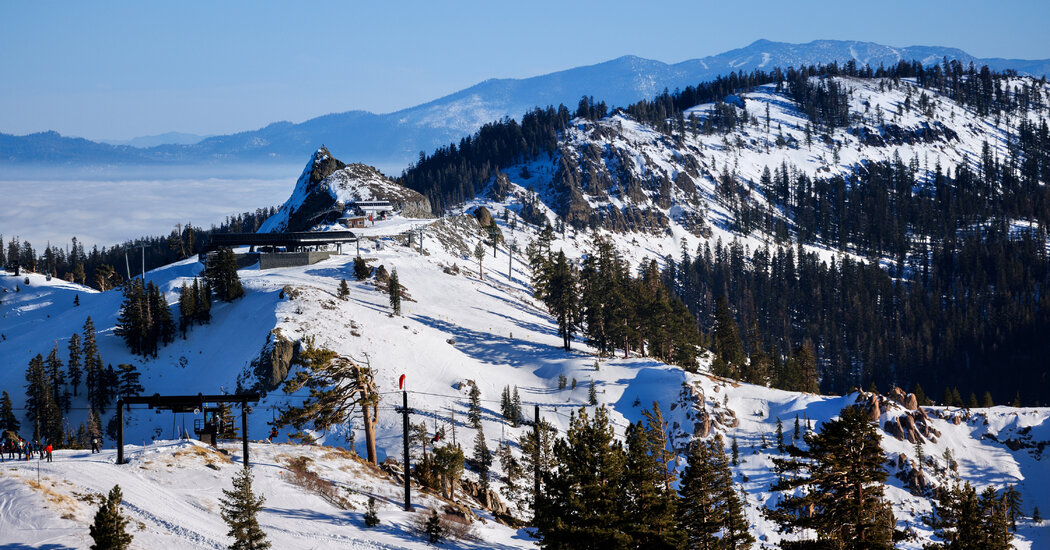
[2,0,1048,141]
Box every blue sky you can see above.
[2,0,1048,140]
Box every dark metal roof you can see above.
[202,231,357,252]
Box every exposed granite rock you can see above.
[252,328,299,392]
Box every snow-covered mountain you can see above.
[1,212,1047,548]
[3,39,1049,170]
[2,71,1049,547]
[436,73,1046,262]
[258,146,433,233]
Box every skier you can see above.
[45,443,53,462]
[91,436,101,454]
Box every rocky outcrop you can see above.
[889,387,919,411]
[252,328,299,392]
[895,454,931,496]
[473,206,494,228]
[489,172,512,202]
[459,478,511,519]
[860,392,881,421]
[849,121,959,147]
[260,147,433,233]
[884,410,940,444]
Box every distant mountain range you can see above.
[100,131,210,148]
[3,39,1048,171]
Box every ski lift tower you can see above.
[115,393,260,467]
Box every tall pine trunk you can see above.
[362,394,377,464]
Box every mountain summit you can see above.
[3,39,1048,169]
[258,146,432,233]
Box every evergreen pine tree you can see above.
[424,509,444,543]
[116,364,143,399]
[720,480,754,550]
[178,281,197,338]
[926,482,1013,549]
[511,386,522,425]
[623,405,678,549]
[1033,506,1041,523]
[389,268,402,316]
[45,344,68,412]
[337,279,350,300]
[775,418,785,452]
[677,439,724,549]
[467,383,482,429]
[981,391,995,408]
[219,467,271,550]
[588,380,598,405]
[195,278,212,323]
[767,405,896,548]
[712,296,745,376]
[472,426,492,495]
[499,386,513,422]
[24,354,50,441]
[100,364,118,413]
[82,317,106,413]
[0,390,19,434]
[114,280,146,355]
[363,496,380,527]
[474,240,486,280]
[353,256,370,281]
[67,332,82,397]
[534,406,630,549]
[498,439,523,507]
[206,248,244,302]
[89,485,133,550]
[545,251,579,350]
[1003,485,1023,532]
[730,436,739,466]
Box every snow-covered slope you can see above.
[2,202,1048,547]
[0,439,523,549]
[3,74,1050,549]
[460,75,1050,270]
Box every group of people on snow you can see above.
[1,435,103,461]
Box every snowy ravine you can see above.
[1,207,1048,547]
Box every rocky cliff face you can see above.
[475,75,1027,237]
[260,146,433,233]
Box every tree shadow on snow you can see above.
[267,505,347,525]
[410,314,590,374]
[303,267,352,280]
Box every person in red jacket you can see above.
[45,443,53,462]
